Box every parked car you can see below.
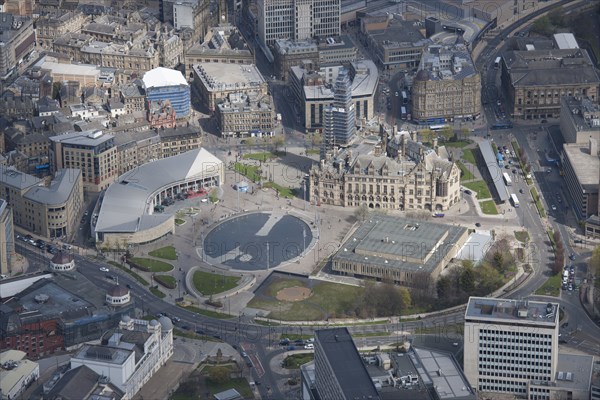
[304,344,314,350]
[99,267,109,272]
[475,222,481,227]
[519,188,524,194]
[279,338,290,346]
[172,316,181,322]
[569,254,576,261]
[464,190,472,195]
[126,284,132,289]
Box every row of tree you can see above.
[551,230,566,275]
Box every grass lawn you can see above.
[479,200,498,215]
[206,378,253,399]
[175,218,186,226]
[130,257,174,272]
[464,180,492,200]
[249,279,364,321]
[233,162,261,182]
[178,304,233,319]
[515,231,530,243]
[444,140,472,148]
[306,149,320,155]
[535,274,562,297]
[262,181,294,198]
[155,274,176,288]
[150,287,166,298]
[461,148,476,164]
[192,270,240,296]
[283,353,314,369]
[279,333,313,341]
[456,161,475,181]
[148,245,178,260]
[243,152,277,161]
[107,261,150,286]
[531,187,547,218]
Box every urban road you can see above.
[16,1,600,397]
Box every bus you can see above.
[400,106,407,120]
[510,193,520,208]
[401,91,408,104]
[494,56,501,69]
[491,122,513,130]
[503,172,512,186]
[429,124,449,132]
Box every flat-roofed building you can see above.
[307,328,381,400]
[412,44,481,124]
[192,62,268,112]
[216,92,274,138]
[114,130,161,175]
[289,59,378,132]
[0,350,39,400]
[361,16,431,71]
[49,130,118,193]
[331,215,468,286]
[464,297,559,396]
[274,35,357,80]
[256,0,341,48]
[0,199,15,274]
[560,96,600,144]
[501,48,600,119]
[94,148,223,247]
[36,60,102,88]
[561,139,599,220]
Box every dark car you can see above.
[287,345,296,351]
[569,254,576,261]
[126,284,132,289]
[475,222,481,227]
[181,325,190,330]
[195,329,205,335]
[519,188,524,194]
[541,119,548,123]
[279,338,290,346]
[559,339,568,344]
[561,322,569,328]
[464,190,472,195]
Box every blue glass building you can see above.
[142,67,191,119]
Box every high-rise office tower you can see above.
[256,0,340,47]
[322,68,355,156]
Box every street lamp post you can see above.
[302,227,306,257]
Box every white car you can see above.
[99,267,109,272]
[304,343,314,350]
[395,91,399,97]
[551,204,557,211]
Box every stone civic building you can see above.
[412,44,481,124]
[310,125,460,211]
[500,48,600,119]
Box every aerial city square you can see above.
[1,0,600,399]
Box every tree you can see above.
[532,15,553,35]
[245,137,255,151]
[589,246,600,277]
[209,188,219,204]
[460,264,476,293]
[272,135,284,152]
[208,366,229,384]
[440,126,455,141]
[419,129,434,144]
[354,204,369,222]
[459,127,471,140]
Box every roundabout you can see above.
[202,212,315,271]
